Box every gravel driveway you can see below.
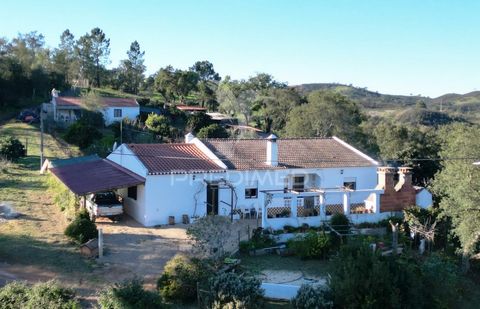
[95,216,192,287]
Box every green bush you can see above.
[0,136,25,161]
[329,213,350,230]
[287,231,331,259]
[207,272,263,309]
[78,110,105,127]
[291,284,333,309]
[327,242,464,309]
[0,280,80,309]
[329,243,406,308]
[197,124,229,138]
[239,240,254,253]
[64,214,98,244]
[63,121,102,148]
[145,113,171,137]
[157,254,209,303]
[99,279,163,309]
[250,227,276,249]
[420,253,461,308]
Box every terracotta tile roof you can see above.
[127,143,225,175]
[201,138,377,170]
[55,96,138,108]
[50,159,145,196]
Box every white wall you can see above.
[107,143,380,227]
[107,145,148,178]
[217,166,378,213]
[142,173,225,226]
[103,106,140,125]
[416,189,433,209]
[117,184,146,224]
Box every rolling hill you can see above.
[295,83,480,123]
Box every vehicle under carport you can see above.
[48,157,145,218]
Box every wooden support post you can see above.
[98,228,103,258]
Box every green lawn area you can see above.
[0,121,89,275]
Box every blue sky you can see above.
[1,0,479,97]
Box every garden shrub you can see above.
[239,240,254,253]
[64,213,98,244]
[0,136,25,161]
[291,284,333,309]
[0,280,80,309]
[420,253,461,308]
[197,124,229,138]
[63,121,102,148]
[329,213,350,231]
[0,281,29,308]
[157,254,209,303]
[287,231,331,259]
[329,243,398,308]
[99,279,163,309]
[187,215,233,261]
[327,242,464,309]
[250,227,276,249]
[207,272,263,309]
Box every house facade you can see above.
[107,134,432,228]
[48,92,140,125]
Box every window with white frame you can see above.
[114,109,122,117]
[343,177,357,190]
[292,176,305,192]
[245,181,258,199]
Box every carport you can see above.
[49,157,145,207]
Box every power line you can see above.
[25,141,480,164]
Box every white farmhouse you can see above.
[50,94,139,125]
[107,134,432,228]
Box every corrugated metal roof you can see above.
[202,138,377,170]
[49,155,100,168]
[127,143,225,175]
[50,159,145,195]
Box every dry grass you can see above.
[0,121,104,303]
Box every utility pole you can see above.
[40,107,44,170]
[120,120,123,144]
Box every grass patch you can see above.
[0,121,88,274]
[0,234,91,273]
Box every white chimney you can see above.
[266,134,278,167]
[185,132,195,143]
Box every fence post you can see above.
[98,228,104,258]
